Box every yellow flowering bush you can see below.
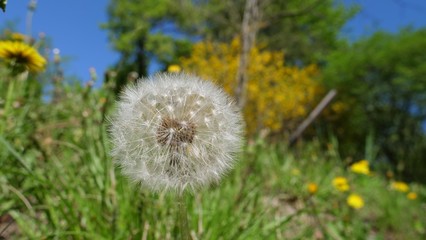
[180,38,322,136]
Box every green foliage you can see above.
[260,0,357,64]
[102,0,197,93]
[197,0,356,64]
[0,0,6,12]
[322,28,426,182]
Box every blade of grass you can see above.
[0,135,32,173]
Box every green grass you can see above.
[1,77,425,240]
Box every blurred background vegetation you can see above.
[1,0,425,239]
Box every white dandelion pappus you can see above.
[110,73,244,193]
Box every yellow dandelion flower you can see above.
[307,182,318,195]
[167,64,181,73]
[391,181,409,192]
[350,160,370,175]
[407,192,417,200]
[347,193,364,209]
[332,176,350,192]
[0,40,46,73]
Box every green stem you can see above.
[0,79,16,134]
[177,193,190,240]
[4,79,15,114]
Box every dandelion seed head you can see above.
[110,73,244,193]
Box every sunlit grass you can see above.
[0,72,425,239]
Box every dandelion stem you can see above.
[4,78,15,114]
[177,192,190,240]
[0,79,16,134]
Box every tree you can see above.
[235,0,260,108]
[102,0,197,93]
[322,28,426,182]
[197,0,355,64]
[0,0,6,12]
[259,0,355,64]
[196,0,354,108]
[103,0,354,98]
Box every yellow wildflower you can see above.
[307,183,318,195]
[347,193,364,209]
[332,176,350,192]
[407,192,417,200]
[391,181,409,192]
[0,40,46,72]
[167,64,181,73]
[350,160,370,175]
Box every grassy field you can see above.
[1,76,426,240]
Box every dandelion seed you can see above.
[110,73,244,193]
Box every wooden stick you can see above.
[289,89,337,146]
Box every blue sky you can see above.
[1,0,426,82]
